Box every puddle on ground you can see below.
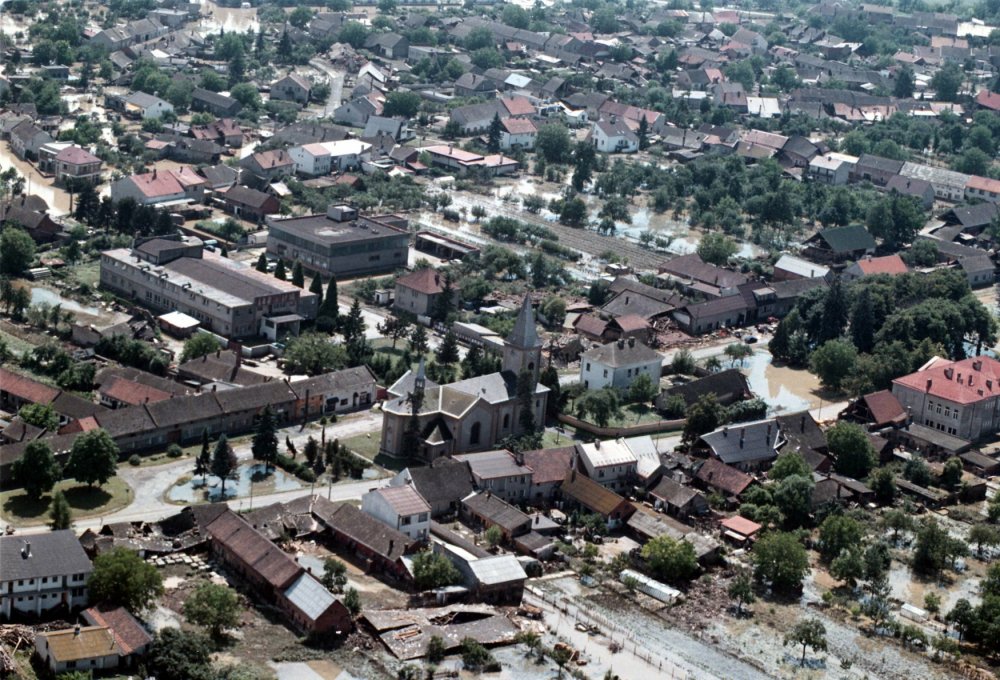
[743,350,815,414]
[168,463,302,502]
[30,287,101,316]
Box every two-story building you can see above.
[579,338,662,391]
[361,485,431,541]
[590,118,639,153]
[271,74,311,104]
[393,268,447,317]
[454,449,534,503]
[575,439,638,492]
[1,532,92,620]
[892,355,1000,443]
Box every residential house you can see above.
[460,491,532,540]
[589,118,639,153]
[191,88,242,117]
[389,459,474,518]
[110,167,206,206]
[966,175,1000,205]
[500,117,537,151]
[363,116,410,141]
[240,150,296,186]
[437,545,527,604]
[900,161,969,202]
[198,163,239,190]
[222,185,281,223]
[695,458,754,499]
[658,253,749,298]
[843,254,908,281]
[1,202,61,244]
[649,477,708,518]
[802,225,876,263]
[521,446,573,502]
[364,31,409,59]
[808,152,857,185]
[454,72,496,98]
[10,120,53,160]
[960,255,996,288]
[575,439,638,492]
[773,254,830,281]
[34,626,120,675]
[361,485,431,541]
[271,74,312,104]
[421,145,518,177]
[887,175,936,209]
[780,135,820,167]
[696,419,781,471]
[671,295,750,335]
[313,501,415,579]
[959,451,1000,477]
[840,389,908,430]
[720,515,762,546]
[658,369,753,410]
[454,449,533,503]
[852,154,905,187]
[333,95,383,127]
[288,140,372,176]
[394,268,448,317]
[121,92,174,120]
[579,338,662,391]
[892,355,1000,443]
[45,146,103,187]
[559,469,635,528]
[81,605,152,668]
[0,531,92,619]
[191,119,244,148]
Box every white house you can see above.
[808,152,857,186]
[500,117,537,150]
[123,91,174,120]
[590,118,639,153]
[35,626,120,675]
[575,439,638,492]
[361,485,431,541]
[0,532,93,619]
[580,338,662,391]
[289,140,372,176]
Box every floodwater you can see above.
[30,287,101,316]
[742,350,818,414]
[168,463,302,502]
[0,143,71,214]
[199,0,259,34]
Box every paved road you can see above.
[5,412,387,536]
[309,58,345,118]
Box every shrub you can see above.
[167,444,184,458]
[129,454,142,466]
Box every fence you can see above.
[557,413,685,438]
[525,585,687,679]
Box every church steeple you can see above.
[413,356,426,396]
[503,294,542,380]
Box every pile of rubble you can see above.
[148,552,212,572]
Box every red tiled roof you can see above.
[522,446,574,485]
[82,605,152,656]
[862,390,907,427]
[206,510,302,590]
[372,485,430,515]
[54,146,100,165]
[968,175,1000,195]
[720,515,761,537]
[500,117,537,135]
[695,458,753,496]
[574,314,608,337]
[100,376,173,406]
[893,355,1000,405]
[975,89,1000,112]
[855,255,907,276]
[0,366,60,404]
[500,96,536,117]
[396,268,445,295]
[612,314,650,333]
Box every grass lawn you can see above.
[341,432,409,472]
[0,476,132,525]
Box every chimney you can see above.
[739,428,745,449]
[73,625,81,637]
[926,379,932,391]
[974,360,983,371]
[625,295,630,305]
[152,168,157,179]
[595,440,601,449]
[21,540,30,558]
[388,539,394,555]
[627,338,635,348]
[617,340,625,349]
[722,426,728,437]
[800,414,806,433]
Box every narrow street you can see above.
[0,143,72,215]
[308,58,345,118]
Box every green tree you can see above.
[913,518,952,576]
[850,287,877,354]
[870,467,896,504]
[65,429,119,487]
[826,422,877,479]
[382,91,422,118]
[250,405,279,472]
[830,548,864,588]
[575,388,622,428]
[773,474,814,528]
[412,550,461,589]
[435,330,460,365]
[930,62,963,102]
[770,452,811,481]
[955,148,990,176]
[89,547,164,614]
[682,393,724,445]
[409,324,430,356]
[319,276,340,323]
[427,635,447,663]
[344,587,361,615]
[641,535,698,582]
[48,489,72,530]
[150,629,214,680]
[894,65,915,98]
[810,339,857,390]
[180,333,222,363]
[941,456,963,490]
[696,233,737,265]
[946,598,976,641]
[818,514,864,562]
[183,582,240,640]
[627,373,658,404]
[321,557,348,592]
[559,197,588,227]
[784,618,827,667]
[18,403,59,431]
[210,434,238,498]
[484,524,503,548]
[273,260,287,281]
[753,531,809,593]
[283,333,346,375]
[309,273,324,307]
[866,192,924,250]
[341,298,366,344]
[195,430,211,482]
[487,112,502,153]
[728,571,756,615]
[0,226,36,276]
[968,524,1000,556]
[881,508,915,541]
[818,277,848,343]
[291,260,305,288]
[535,123,572,163]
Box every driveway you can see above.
[308,58,345,118]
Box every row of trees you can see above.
[12,429,119,500]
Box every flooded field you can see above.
[743,349,824,414]
[198,0,259,33]
[30,286,101,316]
[167,463,303,503]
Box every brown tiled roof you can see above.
[461,491,531,533]
[38,626,118,662]
[372,485,431,516]
[396,268,445,296]
[522,446,574,485]
[100,376,173,406]
[318,502,412,561]
[574,314,608,337]
[862,390,907,427]
[0,366,60,404]
[205,510,301,589]
[81,606,152,656]
[720,515,761,537]
[560,471,633,518]
[695,458,753,496]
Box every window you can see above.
[400,516,411,526]
[470,422,481,445]
[502,414,510,429]
[586,363,591,371]
[603,369,608,378]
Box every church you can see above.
[378,295,549,461]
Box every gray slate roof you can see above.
[0,531,92,581]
